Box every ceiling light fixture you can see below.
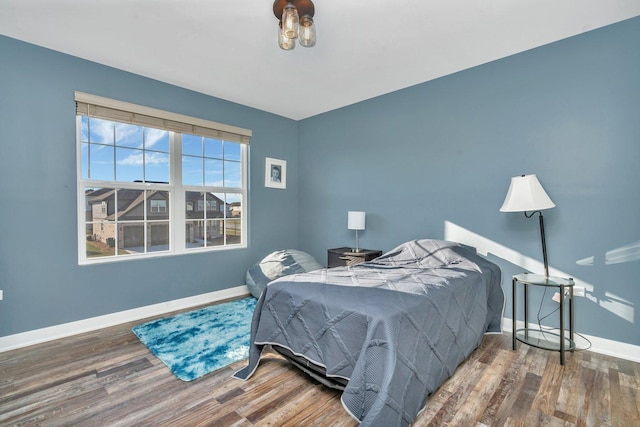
[273,0,316,50]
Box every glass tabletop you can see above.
[515,328,575,352]
[513,273,574,287]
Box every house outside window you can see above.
[76,92,250,264]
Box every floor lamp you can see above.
[500,174,556,277]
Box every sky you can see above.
[80,116,242,188]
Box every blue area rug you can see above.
[132,297,257,381]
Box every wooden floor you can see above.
[1,302,638,426]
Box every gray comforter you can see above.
[234,239,504,426]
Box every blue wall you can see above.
[2,17,638,348]
[298,17,640,346]
[0,36,299,337]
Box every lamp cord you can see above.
[536,288,592,351]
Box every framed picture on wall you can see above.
[265,157,287,189]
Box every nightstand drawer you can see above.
[327,247,382,268]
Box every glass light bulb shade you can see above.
[299,16,316,47]
[278,22,295,50]
[282,3,299,39]
[500,174,556,212]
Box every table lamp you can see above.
[500,174,556,277]
[348,211,366,253]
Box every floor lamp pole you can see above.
[538,212,549,277]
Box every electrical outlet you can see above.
[552,290,571,303]
[0,290,3,300]
[574,286,586,297]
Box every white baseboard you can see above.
[502,318,640,363]
[0,285,250,353]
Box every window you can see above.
[150,199,167,213]
[76,92,250,264]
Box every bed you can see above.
[234,239,504,426]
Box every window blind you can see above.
[75,91,251,144]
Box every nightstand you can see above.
[327,247,382,268]
[512,273,575,365]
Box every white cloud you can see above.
[145,128,168,149]
[90,118,115,144]
[118,151,168,166]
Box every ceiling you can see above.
[1,1,639,120]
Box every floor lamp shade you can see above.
[500,174,555,212]
[348,211,366,230]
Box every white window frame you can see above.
[76,92,250,265]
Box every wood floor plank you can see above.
[446,348,517,426]
[479,344,532,425]
[415,337,511,426]
[244,381,309,423]
[522,409,572,427]
[1,300,638,426]
[418,359,487,426]
[581,367,610,426]
[531,350,566,416]
[268,385,351,427]
[510,371,543,424]
[617,367,640,426]
[555,347,583,421]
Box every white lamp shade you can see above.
[348,211,366,230]
[500,174,556,212]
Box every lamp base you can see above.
[352,229,362,253]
